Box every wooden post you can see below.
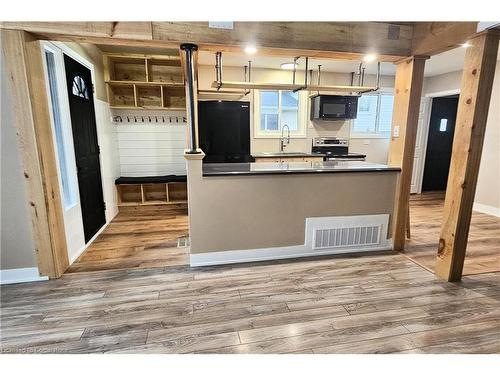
[388,56,427,251]
[1,30,69,278]
[435,32,499,281]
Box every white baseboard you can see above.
[0,267,48,285]
[190,242,393,267]
[473,202,500,217]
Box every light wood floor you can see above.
[406,192,500,275]
[1,252,499,354]
[67,204,189,273]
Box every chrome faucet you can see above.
[280,124,290,152]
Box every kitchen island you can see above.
[185,152,401,266]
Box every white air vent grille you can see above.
[313,225,381,250]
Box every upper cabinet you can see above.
[103,53,186,110]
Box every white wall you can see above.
[1,42,38,271]
[423,62,500,215]
[94,99,120,223]
[112,109,188,177]
[198,65,394,163]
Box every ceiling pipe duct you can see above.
[180,43,201,154]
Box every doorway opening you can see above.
[42,42,190,273]
[421,95,459,192]
[405,91,500,276]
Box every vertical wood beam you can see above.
[1,30,69,278]
[388,56,427,251]
[435,32,499,281]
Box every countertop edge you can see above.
[203,168,401,177]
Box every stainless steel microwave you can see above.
[310,95,359,120]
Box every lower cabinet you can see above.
[116,182,187,207]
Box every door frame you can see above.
[40,41,108,263]
[414,89,461,194]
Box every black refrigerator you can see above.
[198,101,253,163]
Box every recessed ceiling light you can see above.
[363,53,378,62]
[244,46,257,54]
[281,62,298,70]
[461,42,471,48]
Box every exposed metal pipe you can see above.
[376,61,381,88]
[316,65,322,95]
[292,56,299,84]
[215,51,222,90]
[304,57,309,88]
[181,43,200,154]
[244,60,252,96]
[293,56,309,92]
[357,62,363,86]
[361,67,366,86]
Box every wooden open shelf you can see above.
[104,53,185,110]
[117,182,187,207]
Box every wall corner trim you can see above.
[0,267,49,285]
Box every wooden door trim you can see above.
[1,29,69,278]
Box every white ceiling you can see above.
[198,44,500,77]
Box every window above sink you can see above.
[254,89,308,139]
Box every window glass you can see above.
[45,50,76,208]
[353,93,394,135]
[353,95,378,133]
[280,91,299,131]
[439,119,448,132]
[72,75,90,99]
[378,94,394,132]
[260,91,279,131]
[259,90,300,133]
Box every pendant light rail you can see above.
[211,51,380,95]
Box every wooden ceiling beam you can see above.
[1,21,413,61]
[411,22,479,56]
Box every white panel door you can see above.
[411,98,431,194]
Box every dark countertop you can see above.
[251,152,367,159]
[203,161,401,176]
[252,152,325,158]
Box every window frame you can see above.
[350,88,395,139]
[41,43,80,211]
[254,89,308,139]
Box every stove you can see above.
[311,137,366,161]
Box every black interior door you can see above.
[64,55,106,242]
[422,96,459,192]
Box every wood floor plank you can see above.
[406,192,500,275]
[1,251,499,353]
[67,204,189,273]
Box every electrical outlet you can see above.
[393,125,400,138]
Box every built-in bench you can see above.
[115,175,187,207]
